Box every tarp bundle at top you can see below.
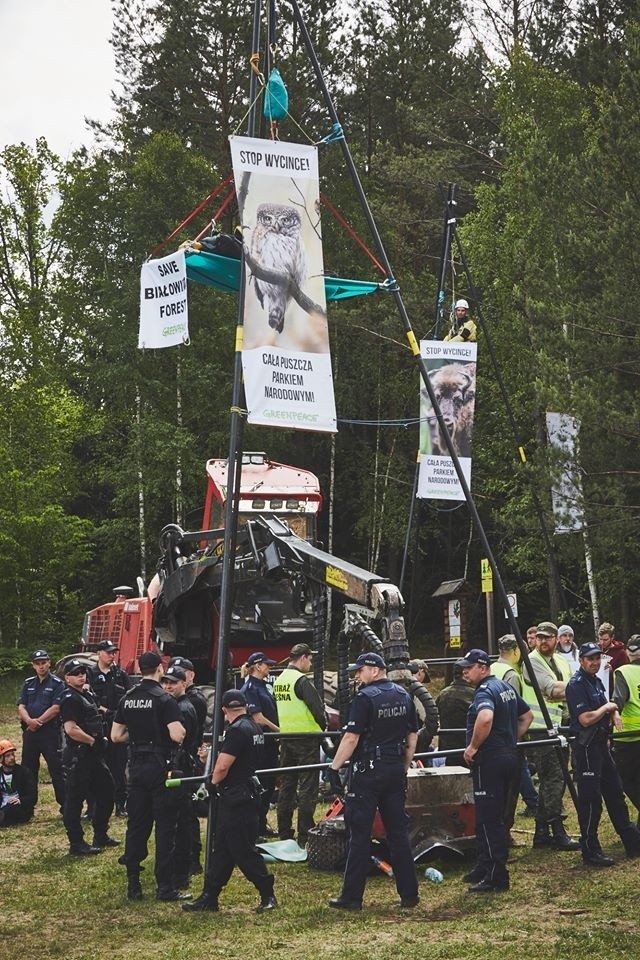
[184,248,381,302]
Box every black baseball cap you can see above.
[347,652,386,671]
[456,648,491,668]
[162,665,187,682]
[247,651,277,667]
[96,640,118,652]
[221,689,247,709]
[63,659,87,676]
[579,641,602,659]
[169,656,195,672]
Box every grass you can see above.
[2,676,639,960]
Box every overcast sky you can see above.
[0,0,116,158]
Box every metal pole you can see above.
[205,0,263,871]
[287,0,578,813]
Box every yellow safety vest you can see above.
[613,664,640,742]
[273,668,322,734]
[491,660,520,692]
[521,650,571,728]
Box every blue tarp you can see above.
[185,249,380,301]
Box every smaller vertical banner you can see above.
[546,412,585,533]
[139,251,189,349]
[418,340,477,500]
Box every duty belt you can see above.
[362,743,404,760]
[129,743,170,757]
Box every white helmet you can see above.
[455,299,469,310]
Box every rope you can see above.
[147,175,234,259]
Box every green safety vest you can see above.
[613,664,640,742]
[273,668,322,734]
[521,650,571,728]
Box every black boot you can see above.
[127,874,143,901]
[182,891,219,912]
[550,819,581,851]
[533,822,553,848]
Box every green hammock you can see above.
[185,249,380,301]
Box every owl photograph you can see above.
[249,202,307,334]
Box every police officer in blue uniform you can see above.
[111,651,188,902]
[565,641,640,867]
[184,689,277,914]
[241,651,279,838]
[458,648,533,892]
[60,659,116,855]
[327,652,419,911]
[17,649,65,812]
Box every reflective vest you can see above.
[613,664,640,742]
[521,650,571,728]
[273,668,322,734]
[491,660,519,691]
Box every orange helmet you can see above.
[0,739,17,759]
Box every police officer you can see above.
[566,641,640,867]
[169,656,208,875]
[241,651,279,838]
[17,649,65,812]
[327,652,419,911]
[59,659,116,855]
[111,651,188,902]
[184,689,277,914]
[274,642,326,847]
[458,648,533,892]
[612,635,640,825]
[88,640,132,817]
[161,665,199,890]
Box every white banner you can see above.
[546,411,585,533]
[139,251,189,349]
[418,341,477,501]
[230,136,337,433]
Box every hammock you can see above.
[185,249,381,301]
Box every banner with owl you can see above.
[230,136,337,433]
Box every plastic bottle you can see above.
[424,867,444,883]
[371,855,394,877]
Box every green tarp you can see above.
[185,249,380,301]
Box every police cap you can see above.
[247,651,277,667]
[63,659,87,676]
[169,656,195,672]
[31,649,50,662]
[221,689,247,709]
[455,648,491,668]
[96,640,118,652]
[162,665,187,682]
[579,641,602,659]
[347,652,386,672]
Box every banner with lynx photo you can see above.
[229,136,337,433]
[418,341,477,501]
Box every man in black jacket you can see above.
[0,739,37,826]
[88,640,132,817]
